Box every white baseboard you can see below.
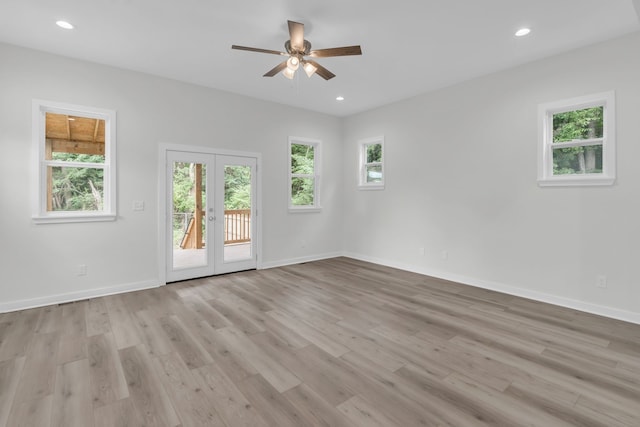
[343,252,640,326]
[0,279,160,313]
[4,252,638,326]
[1,251,342,313]
[260,251,343,270]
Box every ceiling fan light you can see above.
[283,67,295,79]
[287,56,300,71]
[303,62,317,78]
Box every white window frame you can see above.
[538,91,615,187]
[288,136,321,212]
[358,136,385,190]
[32,99,117,224]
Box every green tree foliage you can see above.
[224,165,251,209]
[172,162,199,214]
[172,163,207,247]
[366,143,382,163]
[290,144,315,206]
[552,106,603,175]
[171,163,252,246]
[50,153,104,211]
[365,143,383,183]
[172,163,251,212]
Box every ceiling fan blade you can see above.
[232,45,286,56]
[309,45,362,58]
[288,20,305,51]
[263,61,288,77]
[306,60,335,80]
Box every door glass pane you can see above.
[224,165,252,262]
[172,162,207,269]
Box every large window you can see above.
[358,136,384,189]
[538,91,615,186]
[32,100,117,223]
[288,137,321,211]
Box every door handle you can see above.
[209,216,215,221]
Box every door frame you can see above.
[158,143,262,285]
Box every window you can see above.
[288,137,320,211]
[358,136,384,189]
[32,100,117,223]
[538,91,615,186]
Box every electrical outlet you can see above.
[78,264,87,276]
[596,275,607,288]
[132,200,145,211]
[441,250,448,260]
[418,247,425,256]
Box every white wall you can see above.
[3,32,640,323]
[0,43,343,310]
[342,32,640,323]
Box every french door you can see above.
[166,150,257,282]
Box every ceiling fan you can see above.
[232,20,362,81]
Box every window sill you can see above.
[358,184,385,191]
[288,207,322,213]
[33,213,117,224]
[538,175,615,187]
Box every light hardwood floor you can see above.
[1,257,639,426]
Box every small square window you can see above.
[358,136,384,190]
[538,92,615,186]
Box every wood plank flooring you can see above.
[1,257,639,426]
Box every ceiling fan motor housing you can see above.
[285,40,312,56]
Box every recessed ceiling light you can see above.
[336,96,345,101]
[515,28,531,37]
[56,20,74,30]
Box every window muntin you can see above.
[288,137,320,210]
[538,92,615,186]
[358,136,384,189]
[33,100,116,223]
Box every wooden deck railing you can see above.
[178,209,251,248]
[224,209,251,244]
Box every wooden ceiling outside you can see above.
[45,112,105,156]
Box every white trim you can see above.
[537,91,615,187]
[550,138,603,149]
[537,175,615,187]
[358,184,385,191]
[357,136,385,190]
[259,251,343,270]
[288,207,322,213]
[288,136,322,211]
[0,280,159,313]
[159,143,262,159]
[32,213,116,224]
[32,99,117,223]
[343,252,640,325]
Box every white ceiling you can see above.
[1,0,639,117]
